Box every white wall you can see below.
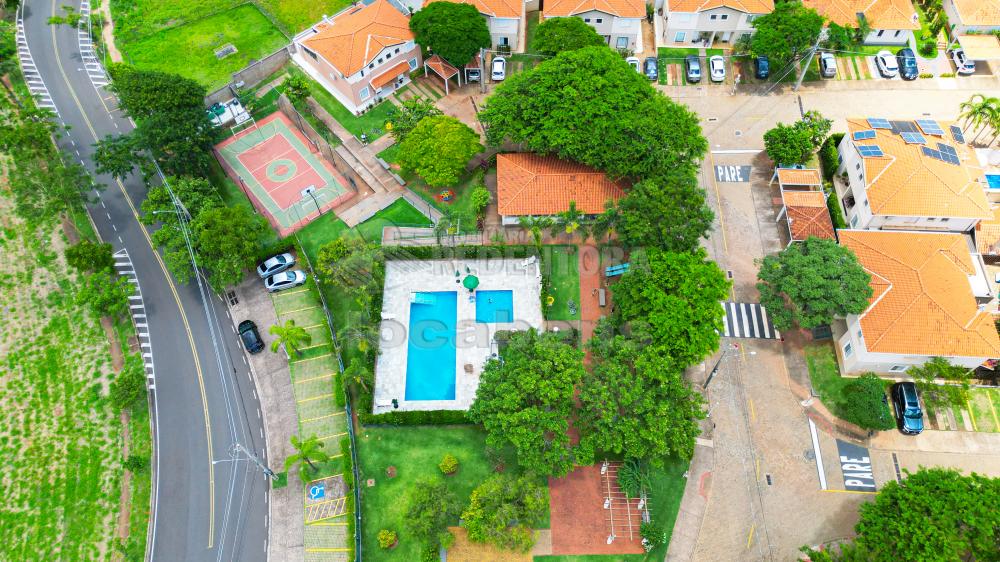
[944,0,1000,36]
[662,7,759,44]
[838,318,989,374]
[863,29,912,45]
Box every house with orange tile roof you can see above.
[496,153,627,225]
[421,0,526,52]
[802,0,919,45]
[943,0,1000,37]
[292,0,421,115]
[836,230,999,374]
[833,117,992,233]
[542,0,646,52]
[660,0,774,47]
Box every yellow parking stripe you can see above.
[298,393,334,404]
[294,373,336,384]
[299,342,331,351]
[310,521,347,526]
[318,432,348,440]
[280,305,321,315]
[966,399,978,431]
[301,411,346,423]
[290,353,334,364]
[272,287,310,296]
[305,548,350,552]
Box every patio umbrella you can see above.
[462,274,479,291]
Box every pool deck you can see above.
[373,258,544,413]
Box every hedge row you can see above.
[340,436,356,561]
[383,244,540,261]
[359,409,470,426]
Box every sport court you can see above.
[215,112,351,236]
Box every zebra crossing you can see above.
[14,5,59,114]
[114,249,156,390]
[77,1,110,88]
[720,301,781,340]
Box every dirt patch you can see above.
[114,411,133,554]
[446,527,534,562]
[101,316,125,372]
[548,465,645,555]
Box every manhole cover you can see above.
[735,130,743,137]
[804,449,815,461]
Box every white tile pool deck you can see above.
[373,258,544,413]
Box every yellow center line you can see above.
[297,393,334,404]
[746,524,755,549]
[294,373,336,384]
[301,411,346,423]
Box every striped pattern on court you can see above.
[721,301,781,340]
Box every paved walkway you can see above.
[577,245,604,348]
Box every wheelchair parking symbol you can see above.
[309,484,325,500]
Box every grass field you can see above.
[122,4,288,90]
[804,343,853,416]
[657,47,701,85]
[258,0,354,33]
[541,245,580,321]
[110,0,242,42]
[356,198,433,243]
[286,66,398,140]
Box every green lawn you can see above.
[804,343,853,416]
[296,212,354,263]
[658,47,701,85]
[287,66,398,140]
[125,399,153,559]
[122,4,288,90]
[541,245,580,321]
[913,4,941,58]
[110,0,243,42]
[525,10,542,54]
[705,48,724,58]
[258,0,354,34]
[356,198,433,243]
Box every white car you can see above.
[709,55,725,82]
[265,270,307,293]
[256,252,296,278]
[818,52,837,78]
[874,50,898,78]
[491,56,506,81]
[950,48,976,75]
[625,56,641,73]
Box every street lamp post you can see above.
[703,343,740,389]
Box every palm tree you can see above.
[958,94,995,136]
[972,97,1000,145]
[518,215,553,248]
[344,357,372,393]
[339,323,378,355]
[591,200,621,243]
[269,319,312,359]
[434,207,465,244]
[551,201,590,241]
[284,434,329,478]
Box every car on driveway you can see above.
[753,55,769,79]
[891,382,924,435]
[643,56,658,81]
[491,56,506,81]
[626,56,640,72]
[238,320,264,354]
[256,252,296,278]
[685,55,702,83]
[265,270,307,293]
[875,50,899,78]
[466,67,481,82]
[896,48,918,80]
[949,48,976,75]
[819,52,837,78]
[709,55,725,82]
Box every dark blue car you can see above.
[892,382,924,435]
[896,48,918,80]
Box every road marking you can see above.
[279,305,321,315]
[706,151,729,255]
[808,418,827,490]
[749,399,756,422]
[986,390,999,429]
[297,393,334,403]
[295,373,336,384]
[301,411,346,423]
[746,524,755,549]
[965,398,978,431]
[290,353,334,364]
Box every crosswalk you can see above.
[114,249,156,390]
[720,301,781,340]
[77,1,110,88]
[15,5,59,114]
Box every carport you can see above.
[955,34,1000,65]
[423,54,461,94]
[776,190,836,246]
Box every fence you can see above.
[204,46,292,106]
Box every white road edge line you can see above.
[808,418,827,490]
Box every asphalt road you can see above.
[20,1,270,560]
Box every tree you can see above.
[480,46,706,180]
[65,240,114,273]
[192,205,271,291]
[823,22,855,51]
[578,327,706,462]
[109,354,146,412]
[123,454,148,473]
[462,474,549,551]
[764,122,815,165]
[316,237,385,313]
[269,319,313,358]
[749,1,824,66]
[909,357,973,410]
[94,133,142,179]
[799,110,833,147]
[397,115,482,187]
[532,17,606,56]
[958,93,999,139]
[77,270,134,319]
[591,200,621,243]
[756,237,872,331]
[550,201,590,240]
[284,434,329,478]
[841,374,894,431]
[518,216,553,248]
[616,171,714,252]
[409,2,491,66]
[388,96,442,142]
[107,64,207,119]
[613,249,730,369]
[468,329,584,477]
[406,479,462,552]
[141,177,223,285]
[283,74,310,104]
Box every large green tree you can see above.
[192,205,270,291]
[109,354,147,412]
[616,171,714,252]
[480,46,706,180]
[749,1,824,66]
[764,122,815,165]
[397,115,482,187]
[468,329,584,477]
[65,240,115,273]
[841,374,895,431]
[756,237,872,331]
[406,479,462,553]
[532,17,606,56]
[613,249,730,369]
[409,2,491,66]
[909,357,973,410]
[388,96,442,142]
[316,237,385,314]
[462,474,549,552]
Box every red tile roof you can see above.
[496,153,627,216]
[781,190,835,241]
[301,0,413,76]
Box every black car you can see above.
[891,382,924,435]
[238,320,265,354]
[643,57,658,81]
[754,56,769,79]
[896,48,918,80]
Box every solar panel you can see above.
[922,146,942,160]
[937,143,958,157]
[853,130,877,141]
[915,119,944,136]
[867,118,892,129]
[901,132,926,144]
[890,120,918,133]
[950,125,965,144]
[858,145,884,158]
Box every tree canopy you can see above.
[468,329,584,477]
[756,237,872,331]
[841,374,895,431]
[388,96,442,142]
[532,17,606,56]
[616,171,714,253]
[909,357,973,410]
[397,115,482,187]
[406,479,462,553]
[750,1,825,66]
[409,2,491,66]
[764,122,815,165]
[462,474,549,551]
[480,46,706,180]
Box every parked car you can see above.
[949,48,976,75]
[466,67,481,82]
[875,50,899,78]
[238,320,264,354]
[819,52,837,78]
[626,56,641,73]
[256,252,296,278]
[685,55,701,83]
[265,270,307,293]
[891,382,924,435]
[491,56,506,81]
[643,56,658,81]
[753,55,769,79]
[896,48,918,80]
[709,55,725,82]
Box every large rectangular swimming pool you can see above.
[405,291,457,401]
[475,290,514,323]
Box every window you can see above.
[595,18,603,23]
[889,365,908,372]
[720,14,728,20]
[876,30,884,37]
[710,14,717,19]
[359,87,370,101]
[940,217,950,222]
[855,163,861,170]
[584,17,591,22]
[675,31,686,42]
[386,52,392,59]
[306,49,318,61]
[360,70,365,77]
[927,217,937,222]
[843,342,853,357]
[746,14,756,22]
[500,36,509,46]
[838,154,843,165]
[864,198,869,207]
[616,36,628,48]
[408,57,418,70]
[894,30,902,37]
[857,173,863,182]
[850,215,859,227]
[740,33,751,41]
[369,63,375,69]
[395,47,400,54]
[856,330,863,340]
[377,57,383,64]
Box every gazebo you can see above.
[423,54,462,95]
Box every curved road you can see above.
[20,1,270,560]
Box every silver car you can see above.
[256,252,296,278]
[264,270,307,292]
[819,52,837,78]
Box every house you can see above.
[660,0,774,46]
[974,207,1000,263]
[422,0,525,52]
[773,168,836,244]
[802,0,919,45]
[496,153,627,226]
[836,230,1000,373]
[292,0,421,115]
[833,117,992,232]
[943,0,1000,37]
[542,0,646,52]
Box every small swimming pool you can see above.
[476,290,514,323]
[987,174,1000,189]
[405,291,456,401]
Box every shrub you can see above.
[462,474,549,551]
[359,409,470,425]
[65,240,114,272]
[640,521,667,552]
[826,189,847,229]
[439,453,459,475]
[919,41,936,56]
[818,133,842,181]
[617,458,650,497]
[123,454,148,473]
[110,354,147,413]
[940,72,955,77]
[333,372,346,408]
[918,72,934,78]
[841,374,895,431]
[377,529,397,549]
[469,184,491,219]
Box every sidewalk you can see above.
[665,417,715,562]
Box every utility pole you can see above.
[703,343,740,389]
[479,47,487,95]
[793,33,824,91]
[235,443,276,479]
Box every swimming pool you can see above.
[987,174,1000,189]
[476,290,514,323]
[405,291,457,401]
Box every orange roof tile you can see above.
[950,0,1000,26]
[845,118,991,219]
[840,230,1000,359]
[782,190,835,241]
[543,0,645,18]
[802,0,919,29]
[777,168,822,186]
[975,207,1000,255]
[667,0,774,14]
[424,0,522,18]
[496,153,627,216]
[302,0,413,76]
[424,54,459,79]
[371,60,410,88]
